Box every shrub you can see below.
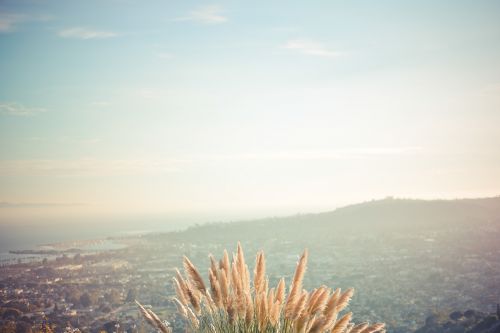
[137,243,385,333]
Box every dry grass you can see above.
[137,243,385,333]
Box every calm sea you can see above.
[0,218,196,263]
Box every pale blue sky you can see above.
[1,0,500,224]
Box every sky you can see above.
[1,0,500,226]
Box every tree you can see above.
[80,293,92,308]
[79,293,97,308]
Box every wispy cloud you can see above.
[0,102,46,116]
[137,88,162,99]
[0,201,86,208]
[23,136,101,145]
[156,52,174,60]
[283,39,344,57]
[58,27,117,39]
[198,147,423,162]
[0,13,25,32]
[0,148,421,178]
[90,101,112,107]
[193,147,422,161]
[0,158,184,177]
[174,5,227,24]
[59,137,102,145]
[0,13,52,33]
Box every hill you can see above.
[149,196,500,332]
[172,196,500,242]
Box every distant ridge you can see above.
[167,196,500,243]
[315,196,500,227]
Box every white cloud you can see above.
[58,27,117,39]
[283,39,343,57]
[174,5,227,24]
[0,102,46,116]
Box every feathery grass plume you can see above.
[187,306,200,329]
[307,286,329,315]
[136,300,155,326]
[368,323,386,333]
[294,312,308,333]
[268,288,275,312]
[242,263,251,295]
[231,261,244,304]
[227,301,237,324]
[291,290,309,320]
[221,249,231,277]
[208,268,222,308]
[321,287,341,329]
[184,256,207,294]
[148,308,171,331]
[244,291,254,324]
[269,296,281,326]
[236,242,246,279]
[173,277,188,306]
[203,291,216,313]
[275,277,285,304]
[256,291,268,330]
[331,312,353,333]
[325,288,341,313]
[360,323,386,333]
[253,250,266,294]
[173,297,188,318]
[209,254,218,274]
[174,269,190,304]
[335,288,354,313]
[350,322,369,333]
[345,323,355,333]
[136,300,172,333]
[285,249,308,319]
[219,269,230,308]
[137,243,384,333]
[184,281,201,314]
[308,316,326,333]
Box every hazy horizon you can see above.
[1,194,499,253]
[2,0,500,226]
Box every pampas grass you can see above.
[137,243,385,333]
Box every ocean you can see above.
[0,218,196,264]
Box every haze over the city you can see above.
[1,0,500,226]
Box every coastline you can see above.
[0,238,129,266]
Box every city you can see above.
[1,198,499,333]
